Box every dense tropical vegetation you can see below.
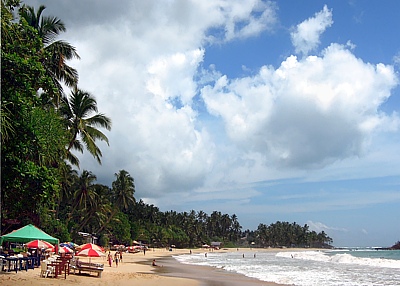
[0,0,333,249]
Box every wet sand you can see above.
[153,255,281,286]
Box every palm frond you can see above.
[46,40,80,60]
[86,114,112,130]
[40,15,66,44]
[65,150,80,168]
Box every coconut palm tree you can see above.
[95,170,135,234]
[57,163,79,215]
[66,170,98,227]
[75,184,112,233]
[112,170,136,210]
[61,88,111,165]
[19,4,80,103]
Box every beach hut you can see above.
[211,242,222,249]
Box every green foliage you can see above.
[109,212,132,245]
[62,89,112,166]
[0,2,108,239]
[98,233,110,248]
[1,0,62,228]
[19,3,80,100]
[41,213,71,242]
[252,221,333,248]
[223,241,238,248]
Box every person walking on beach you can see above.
[114,251,120,267]
[119,251,123,262]
[108,251,113,267]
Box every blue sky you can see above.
[24,0,400,247]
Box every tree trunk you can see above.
[95,209,118,234]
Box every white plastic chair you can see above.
[40,261,48,277]
[40,260,55,278]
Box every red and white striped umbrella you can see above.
[59,246,73,254]
[76,248,105,257]
[26,240,54,249]
[76,243,104,252]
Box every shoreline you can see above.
[0,248,306,285]
[153,255,283,286]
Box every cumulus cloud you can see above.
[219,0,277,41]
[202,43,398,169]
[291,5,333,55]
[37,0,278,198]
[22,0,399,207]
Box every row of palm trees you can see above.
[248,221,333,248]
[54,165,244,248]
[127,206,243,247]
[56,169,135,242]
[60,170,333,248]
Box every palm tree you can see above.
[75,184,112,233]
[56,163,78,215]
[230,214,241,242]
[19,5,80,103]
[62,88,111,165]
[96,170,135,234]
[66,170,98,227]
[112,170,136,211]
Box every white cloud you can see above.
[201,43,398,169]
[394,51,400,66]
[53,0,277,199]
[146,49,204,105]
[221,0,277,41]
[22,0,400,210]
[307,221,348,233]
[291,5,333,55]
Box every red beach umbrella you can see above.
[76,243,104,252]
[76,248,105,264]
[76,248,105,257]
[59,246,73,254]
[26,239,54,249]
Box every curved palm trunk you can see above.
[65,200,79,226]
[95,208,118,234]
[75,210,95,233]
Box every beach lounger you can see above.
[70,259,104,277]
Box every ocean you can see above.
[174,249,400,286]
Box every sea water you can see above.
[174,249,400,286]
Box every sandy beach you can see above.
[0,248,285,286]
